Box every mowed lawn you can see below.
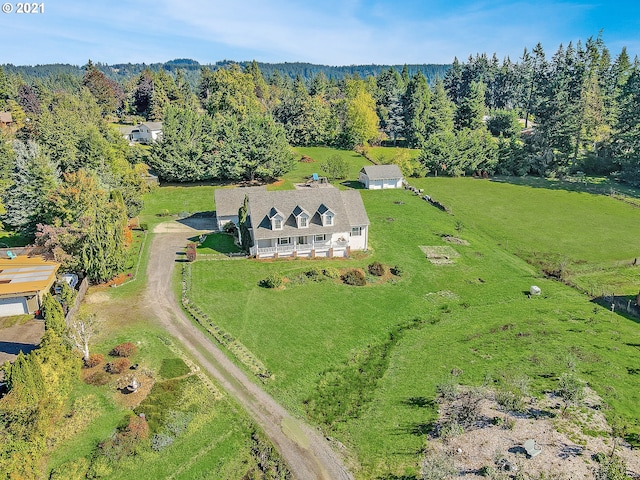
[188,176,640,477]
[413,176,640,294]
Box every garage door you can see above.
[383,179,397,188]
[0,298,29,317]
[370,180,383,189]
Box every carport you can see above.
[0,256,60,317]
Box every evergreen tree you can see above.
[82,60,124,116]
[426,78,455,136]
[41,293,66,336]
[403,72,431,147]
[17,83,41,115]
[2,141,60,235]
[455,81,487,130]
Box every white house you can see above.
[359,164,404,189]
[214,186,369,259]
[119,122,163,144]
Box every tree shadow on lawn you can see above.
[490,175,640,198]
[401,396,436,409]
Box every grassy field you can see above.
[279,146,372,190]
[183,152,640,478]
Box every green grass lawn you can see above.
[140,185,218,228]
[187,177,640,478]
[366,145,420,163]
[279,147,371,190]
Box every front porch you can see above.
[252,239,349,259]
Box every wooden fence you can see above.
[65,277,89,325]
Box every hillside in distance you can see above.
[1,58,451,85]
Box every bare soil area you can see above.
[428,389,640,479]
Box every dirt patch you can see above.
[427,389,640,479]
[84,292,110,304]
[0,319,44,364]
[420,245,461,265]
[81,364,155,409]
[443,236,470,246]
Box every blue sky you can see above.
[1,0,638,66]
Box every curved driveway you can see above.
[143,231,353,480]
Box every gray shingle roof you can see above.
[246,187,369,241]
[142,121,163,131]
[214,186,267,217]
[360,164,403,180]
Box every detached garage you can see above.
[0,256,59,317]
[359,164,404,190]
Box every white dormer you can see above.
[317,204,335,227]
[268,207,284,230]
[293,205,310,229]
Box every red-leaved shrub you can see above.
[85,371,110,386]
[85,353,104,368]
[110,342,137,357]
[106,358,131,374]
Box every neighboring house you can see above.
[0,255,59,316]
[214,186,369,259]
[119,121,163,144]
[359,164,404,189]
[214,185,266,231]
[0,112,13,128]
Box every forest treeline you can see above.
[1,35,640,283]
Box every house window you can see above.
[351,227,361,236]
[278,237,291,245]
[298,236,308,244]
[273,218,282,230]
[325,214,333,226]
[299,216,308,228]
[314,234,326,242]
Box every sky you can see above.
[1,0,639,66]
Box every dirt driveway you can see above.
[143,231,353,480]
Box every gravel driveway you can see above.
[143,231,353,480]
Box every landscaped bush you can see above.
[260,273,283,289]
[322,267,340,279]
[186,243,197,262]
[110,342,137,357]
[85,353,104,368]
[85,370,110,386]
[151,433,175,451]
[305,267,325,282]
[341,269,366,286]
[106,358,131,374]
[368,261,385,276]
[391,265,403,276]
[222,221,237,234]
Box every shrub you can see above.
[222,221,237,234]
[342,269,366,286]
[85,353,104,368]
[368,261,385,276]
[186,243,197,262]
[391,265,403,276]
[305,267,325,282]
[260,273,283,289]
[436,380,458,402]
[106,358,131,374]
[151,433,175,451]
[110,342,137,357]
[323,267,340,279]
[85,370,110,386]
[49,458,90,480]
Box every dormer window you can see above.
[268,207,284,230]
[317,204,335,227]
[293,205,310,229]
[325,213,333,226]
